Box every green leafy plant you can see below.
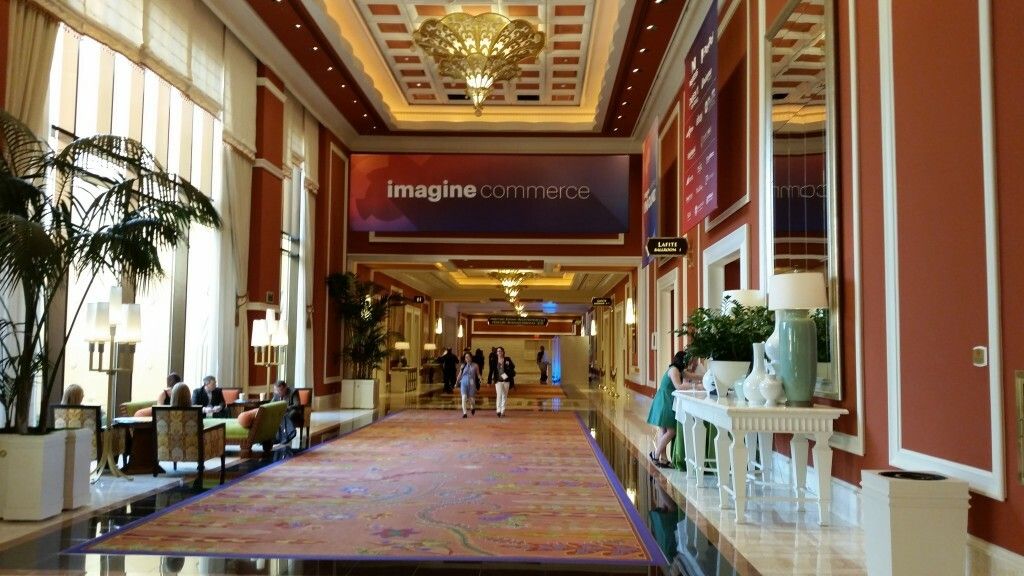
[812,308,831,362]
[0,109,221,434]
[675,298,775,362]
[325,272,403,380]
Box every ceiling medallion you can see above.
[413,12,545,116]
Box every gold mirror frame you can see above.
[764,0,842,400]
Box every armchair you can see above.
[50,404,102,461]
[224,401,287,457]
[152,406,226,487]
[294,388,313,447]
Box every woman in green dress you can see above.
[646,351,693,468]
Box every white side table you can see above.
[673,390,847,524]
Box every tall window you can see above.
[51,26,221,405]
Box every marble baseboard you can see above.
[968,536,1024,576]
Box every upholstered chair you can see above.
[50,404,103,461]
[152,406,226,486]
[295,388,314,447]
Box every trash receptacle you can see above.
[861,470,970,576]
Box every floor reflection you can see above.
[0,402,739,575]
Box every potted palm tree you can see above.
[0,109,219,519]
[325,272,401,409]
[676,298,774,396]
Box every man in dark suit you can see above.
[487,347,498,384]
[192,375,227,418]
[437,348,458,393]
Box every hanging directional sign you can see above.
[646,237,689,257]
[591,297,613,307]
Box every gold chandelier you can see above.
[489,270,537,316]
[413,12,545,116]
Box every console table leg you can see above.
[730,430,749,523]
[790,434,809,511]
[812,431,834,525]
[714,425,732,509]
[691,415,707,484]
[758,432,774,481]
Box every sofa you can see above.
[224,401,287,457]
[119,399,156,418]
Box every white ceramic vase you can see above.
[759,374,785,407]
[702,365,716,392]
[711,360,750,399]
[744,342,767,405]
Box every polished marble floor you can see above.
[0,380,872,575]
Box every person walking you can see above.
[456,351,480,418]
[536,345,549,384]
[437,348,458,393]
[493,346,516,417]
[472,348,485,391]
[487,347,498,384]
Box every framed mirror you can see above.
[764,0,841,400]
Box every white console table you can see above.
[673,390,847,525]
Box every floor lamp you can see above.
[251,310,287,398]
[86,286,141,481]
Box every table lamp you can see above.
[768,272,826,406]
[721,289,765,314]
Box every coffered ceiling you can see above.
[357,257,633,315]
[232,0,687,140]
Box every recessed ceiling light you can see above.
[617,115,622,119]
[416,83,422,87]
[352,100,357,104]
[327,66,333,71]
[621,101,628,105]
[646,24,655,30]
[294,24,301,29]
[362,113,368,118]
[639,48,647,53]
[613,127,619,131]
[313,46,318,51]
[632,68,640,73]
[655,0,664,3]
[627,85,633,90]
[341,84,347,88]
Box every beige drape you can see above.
[219,146,253,392]
[5,0,58,135]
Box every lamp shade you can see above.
[107,286,123,326]
[457,324,464,338]
[423,343,437,351]
[251,319,269,347]
[435,317,443,334]
[115,304,142,343]
[394,341,411,350]
[270,317,289,346]
[768,272,827,310]
[265,309,278,339]
[722,289,766,311]
[625,297,636,325]
[86,302,109,342]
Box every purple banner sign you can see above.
[682,3,719,233]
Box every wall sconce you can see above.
[457,324,464,339]
[625,296,636,325]
[590,318,598,336]
[435,317,443,334]
[580,321,588,337]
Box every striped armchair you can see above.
[50,404,103,460]
[152,406,226,486]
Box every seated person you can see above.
[61,383,85,406]
[271,380,300,443]
[191,375,227,417]
[169,382,192,407]
[156,372,182,405]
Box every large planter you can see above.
[64,428,92,510]
[342,379,377,409]
[0,430,67,520]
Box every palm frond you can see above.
[0,214,61,294]
[0,110,52,181]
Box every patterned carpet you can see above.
[474,383,568,398]
[73,409,663,566]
